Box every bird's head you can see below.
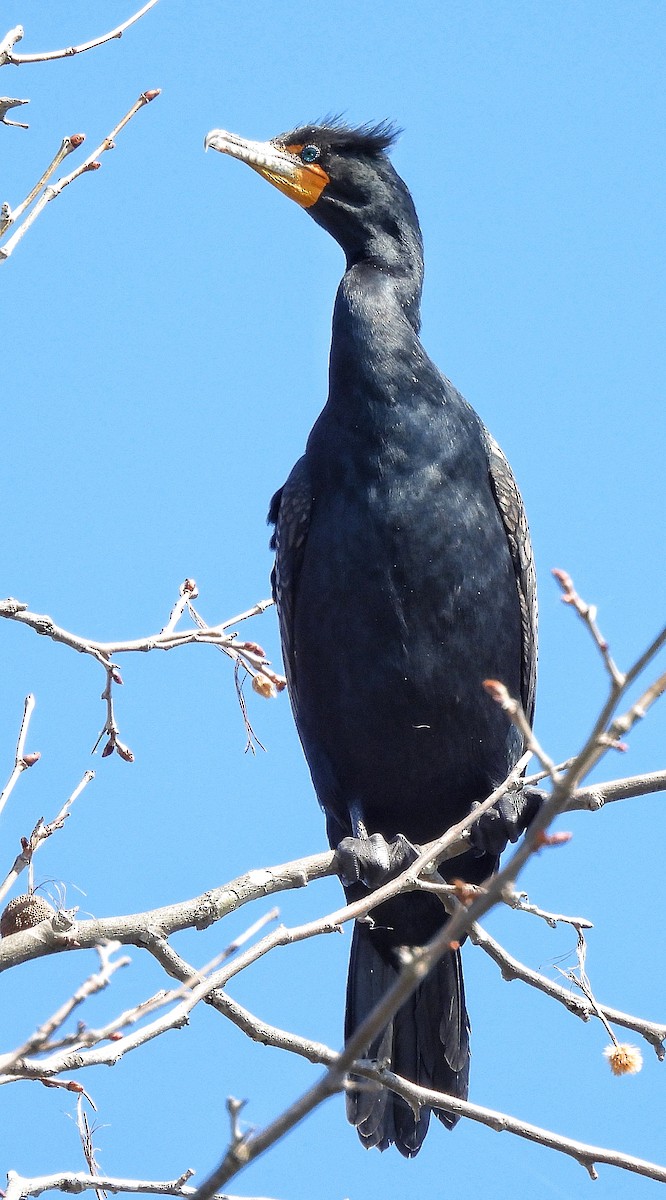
[204,119,422,269]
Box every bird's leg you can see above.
[337,829,420,890]
[468,784,546,858]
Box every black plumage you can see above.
[206,119,537,1156]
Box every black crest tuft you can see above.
[277,117,400,157]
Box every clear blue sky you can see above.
[2,2,665,1197]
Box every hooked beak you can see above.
[204,128,328,209]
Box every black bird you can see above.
[205,120,537,1156]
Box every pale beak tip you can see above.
[204,129,224,154]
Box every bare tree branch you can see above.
[0,96,29,127]
[196,988,666,1188]
[0,943,129,1074]
[468,921,666,1057]
[0,91,160,262]
[552,567,625,686]
[2,577,664,1186]
[498,888,593,929]
[0,912,280,1083]
[0,585,283,757]
[3,1169,274,1200]
[1,760,665,979]
[194,601,666,1193]
[0,770,94,906]
[0,3,160,70]
[0,134,84,236]
[0,694,39,822]
[0,26,24,69]
[569,769,666,811]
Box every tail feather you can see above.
[345,920,470,1157]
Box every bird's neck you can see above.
[328,257,424,404]
[345,219,424,332]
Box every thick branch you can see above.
[196,617,666,1192]
[201,990,666,1186]
[2,758,665,976]
[3,1170,274,1200]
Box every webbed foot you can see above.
[336,832,420,889]
[469,785,546,857]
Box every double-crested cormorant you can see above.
[205,120,537,1157]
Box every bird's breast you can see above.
[288,409,522,839]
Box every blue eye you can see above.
[301,145,320,163]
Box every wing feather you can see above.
[485,434,538,724]
[268,455,314,713]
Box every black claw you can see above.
[337,832,420,889]
[469,785,546,857]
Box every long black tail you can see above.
[345,918,470,1157]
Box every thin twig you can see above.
[1,912,280,1082]
[0,943,128,1074]
[0,91,160,262]
[0,587,279,756]
[552,568,625,686]
[0,2,160,67]
[0,96,29,128]
[0,135,84,237]
[196,605,666,1192]
[2,755,666,978]
[500,888,593,929]
[0,695,39,822]
[0,770,94,906]
[468,921,666,1057]
[75,1094,106,1200]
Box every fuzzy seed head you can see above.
[604,1043,643,1076]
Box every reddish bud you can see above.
[86,161,102,172]
[101,738,115,758]
[143,89,161,102]
[108,1032,123,1042]
[534,830,572,849]
[69,133,86,148]
[451,878,478,906]
[115,740,135,763]
[243,641,266,657]
[21,752,40,768]
[482,679,510,707]
[66,1080,84,1093]
[448,940,461,951]
[181,578,198,596]
[111,670,124,686]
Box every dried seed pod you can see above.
[1,893,55,938]
[252,674,277,699]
